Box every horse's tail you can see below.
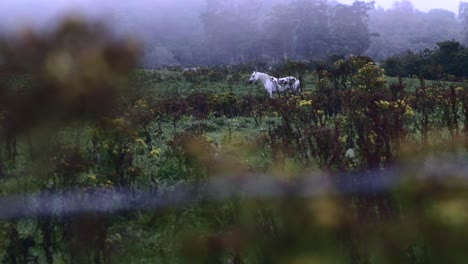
[295,78,302,93]
[295,76,305,99]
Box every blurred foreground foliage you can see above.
[1,18,468,264]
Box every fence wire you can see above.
[0,153,467,220]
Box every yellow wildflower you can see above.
[135,138,146,147]
[298,100,312,107]
[104,180,114,188]
[404,105,415,118]
[339,135,348,144]
[150,148,161,158]
[376,100,390,109]
[112,118,126,126]
[368,131,377,145]
[87,174,97,182]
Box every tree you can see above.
[329,1,375,55]
[141,45,179,68]
[108,0,206,66]
[294,0,332,60]
[201,0,263,64]
[392,0,415,13]
[459,2,468,45]
[432,41,466,77]
[259,0,377,62]
[381,41,468,79]
[423,9,462,44]
[367,1,462,61]
[261,3,298,62]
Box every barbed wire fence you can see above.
[1,152,467,220]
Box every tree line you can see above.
[110,0,468,67]
[382,40,468,79]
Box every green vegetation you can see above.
[382,40,468,80]
[2,20,468,264]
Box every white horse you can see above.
[248,71,301,98]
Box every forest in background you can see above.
[105,0,468,66]
[1,0,468,67]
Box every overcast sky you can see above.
[1,0,463,12]
[0,0,463,32]
[340,0,460,13]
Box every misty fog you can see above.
[1,0,468,66]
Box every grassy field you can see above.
[2,58,468,264]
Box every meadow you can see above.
[2,21,468,264]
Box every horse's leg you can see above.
[289,86,296,96]
[267,87,273,98]
[275,85,282,98]
[296,85,305,99]
[295,80,302,93]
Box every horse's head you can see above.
[248,71,258,84]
